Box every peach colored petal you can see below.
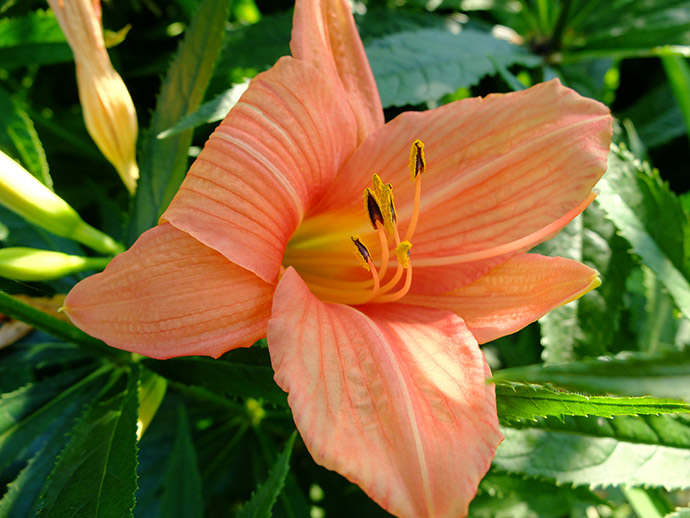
[162,57,359,284]
[268,268,502,518]
[312,79,612,263]
[63,223,273,359]
[291,0,384,141]
[403,253,600,344]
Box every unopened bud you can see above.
[0,247,111,281]
[0,151,124,255]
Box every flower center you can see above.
[283,140,426,306]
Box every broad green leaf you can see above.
[127,0,230,241]
[0,367,88,434]
[493,349,690,401]
[563,0,690,60]
[157,405,203,518]
[667,508,690,518]
[470,472,602,518]
[494,425,690,490]
[37,366,140,518]
[0,9,71,67]
[365,27,540,107]
[237,432,297,518]
[537,204,633,363]
[496,382,690,422]
[0,86,50,186]
[142,357,287,406]
[157,79,250,138]
[620,87,686,148]
[596,143,690,318]
[0,366,109,476]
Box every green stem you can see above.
[71,222,126,255]
[0,291,129,361]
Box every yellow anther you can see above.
[380,183,397,235]
[363,188,384,230]
[371,173,384,199]
[351,235,371,271]
[409,139,426,180]
[395,241,412,269]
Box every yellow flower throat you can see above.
[284,140,426,306]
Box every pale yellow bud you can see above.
[48,0,139,194]
[0,151,123,255]
[0,247,110,281]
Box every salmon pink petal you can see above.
[403,254,600,344]
[314,79,612,264]
[162,57,359,284]
[291,0,384,141]
[63,223,273,359]
[268,268,502,518]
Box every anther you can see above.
[409,139,426,180]
[351,235,372,271]
[395,241,412,269]
[364,188,385,230]
[371,173,384,199]
[380,183,397,236]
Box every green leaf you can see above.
[496,382,690,422]
[237,432,297,518]
[37,366,140,518]
[127,0,230,241]
[537,204,633,363]
[470,472,602,518]
[494,424,690,490]
[596,143,690,318]
[667,508,690,518]
[156,79,250,138]
[0,85,51,186]
[142,357,287,406]
[0,366,110,476]
[620,87,686,148]
[157,405,203,518]
[364,27,540,107]
[563,0,690,60]
[492,349,690,401]
[0,9,71,67]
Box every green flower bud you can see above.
[0,247,110,281]
[0,152,124,255]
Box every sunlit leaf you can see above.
[493,349,690,401]
[496,382,690,422]
[597,143,690,318]
[365,27,541,107]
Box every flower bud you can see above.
[0,247,110,281]
[0,151,123,255]
[48,0,139,194]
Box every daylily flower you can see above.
[48,0,139,193]
[63,0,612,515]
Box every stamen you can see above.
[373,265,413,303]
[395,241,412,269]
[351,235,372,271]
[409,139,426,180]
[380,183,397,235]
[375,222,390,279]
[371,173,384,199]
[364,188,385,230]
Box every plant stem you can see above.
[0,290,129,361]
